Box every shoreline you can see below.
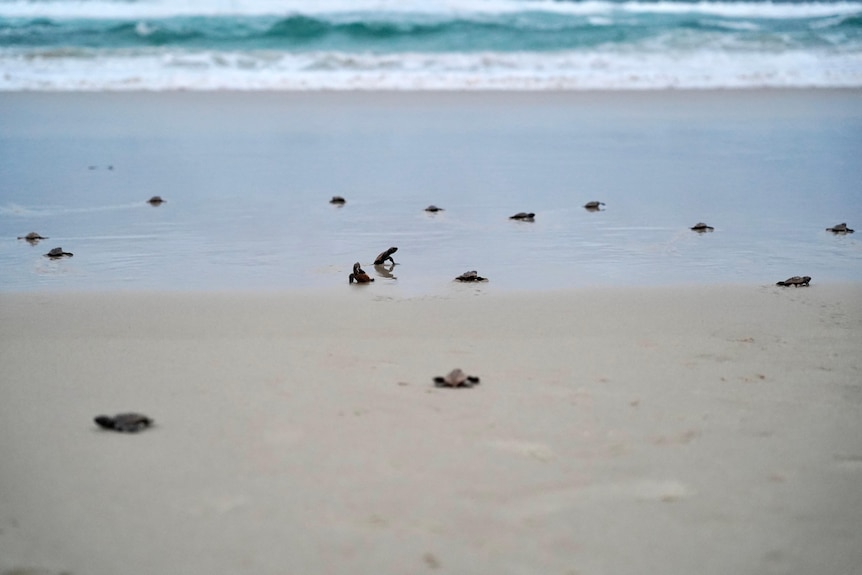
[3,86,861,294]
[2,283,861,574]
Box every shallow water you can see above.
[1,91,861,294]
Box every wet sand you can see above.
[2,89,862,292]
[1,284,861,574]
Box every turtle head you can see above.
[94,416,116,430]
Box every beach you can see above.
[1,283,861,575]
[3,0,862,571]
[1,87,861,575]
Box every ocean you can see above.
[1,0,861,90]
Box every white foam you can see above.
[2,48,860,90]
[1,0,860,20]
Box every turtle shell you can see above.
[94,413,153,433]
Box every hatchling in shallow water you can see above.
[44,247,73,259]
[690,222,714,232]
[18,232,48,244]
[374,246,398,266]
[826,223,854,234]
[776,276,811,287]
[510,212,535,221]
[349,262,374,284]
[94,413,153,433]
[454,270,488,282]
[434,369,481,388]
[147,195,165,205]
[583,201,605,211]
[425,205,444,212]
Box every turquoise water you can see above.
[1,0,861,89]
[1,92,860,293]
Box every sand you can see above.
[1,283,861,575]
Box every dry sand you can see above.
[1,284,861,575]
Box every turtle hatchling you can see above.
[826,223,854,234]
[18,232,48,243]
[455,270,488,282]
[434,369,481,388]
[94,413,153,433]
[374,246,398,266]
[690,222,714,232]
[510,212,535,221]
[776,276,811,287]
[583,201,605,211]
[44,247,73,259]
[147,195,166,205]
[349,262,374,284]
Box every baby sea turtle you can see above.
[44,247,73,259]
[349,262,374,284]
[94,413,153,433]
[583,201,605,211]
[147,195,165,205]
[826,223,854,234]
[17,232,48,244]
[776,276,811,287]
[374,246,398,266]
[330,195,346,205]
[425,205,444,212]
[455,270,488,282]
[434,369,481,388]
[690,222,714,232]
[510,212,535,221]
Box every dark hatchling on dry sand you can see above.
[425,205,444,212]
[44,247,73,259]
[583,201,605,211]
[510,212,535,221]
[455,270,488,282]
[349,262,374,284]
[94,413,154,433]
[776,276,812,287]
[826,223,854,233]
[690,222,715,232]
[374,246,398,265]
[434,369,481,388]
[147,195,165,205]
[330,195,346,205]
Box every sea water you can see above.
[1,91,860,294]
[1,0,861,90]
